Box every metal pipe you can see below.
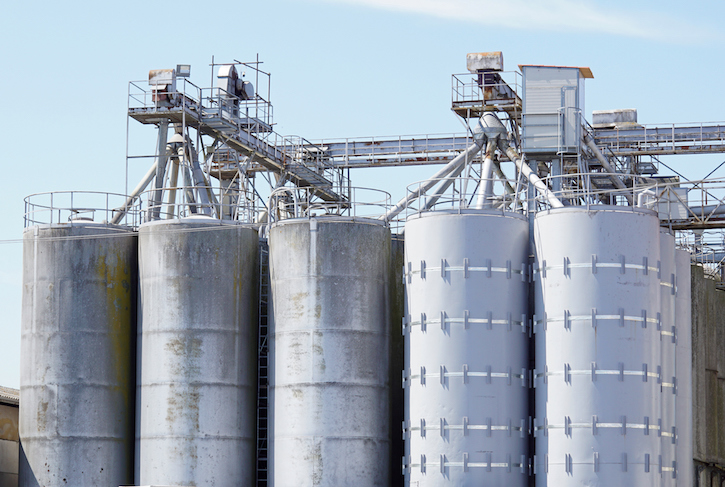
[381,137,484,221]
[164,155,180,219]
[497,139,564,209]
[150,120,170,220]
[110,161,158,224]
[582,132,634,205]
[475,139,498,209]
[687,204,725,218]
[477,112,562,209]
[186,139,213,215]
[493,163,516,197]
[421,158,469,211]
[181,158,198,214]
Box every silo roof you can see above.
[0,386,19,406]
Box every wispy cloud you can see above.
[316,0,721,44]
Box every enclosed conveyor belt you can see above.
[593,122,725,156]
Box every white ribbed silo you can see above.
[20,223,137,487]
[136,217,259,486]
[675,249,693,485]
[534,206,662,486]
[659,232,677,485]
[404,210,529,486]
[268,216,391,487]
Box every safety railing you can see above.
[531,173,725,227]
[24,191,141,228]
[593,121,725,155]
[128,77,204,112]
[199,86,273,132]
[451,70,522,115]
[308,133,472,168]
[404,176,528,220]
[128,78,273,132]
[139,184,266,225]
[266,186,390,227]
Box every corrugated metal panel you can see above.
[522,66,581,154]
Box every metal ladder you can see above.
[256,239,270,487]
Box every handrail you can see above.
[24,191,140,228]
[266,186,391,233]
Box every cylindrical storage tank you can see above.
[674,250,693,485]
[390,234,406,487]
[659,232,677,485]
[20,223,137,486]
[534,206,662,486]
[268,217,391,487]
[404,210,529,486]
[136,217,258,486]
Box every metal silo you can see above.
[404,210,529,486]
[659,232,677,485]
[20,222,137,487]
[674,249,693,485]
[534,206,662,486]
[390,234,406,487]
[136,217,258,486]
[268,216,391,487]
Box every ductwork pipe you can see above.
[150,120,170,220]
[477,112,563,209]
[475,139,498,209]
[381,135,485,222]
[496,139,564,208]
[111,161,158,225]
[582,132,634,205]
[687,204,725,218]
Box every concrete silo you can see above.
[20,222,137,486]
[136,217,258,486]
[268,216,391,487]
[674,249,693,485]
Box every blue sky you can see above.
[1,0,724,388]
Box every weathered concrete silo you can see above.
[268,216,391,487]
[20,223,137,486]
[136,217,258,486]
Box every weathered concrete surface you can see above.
[136,218,258,487]
[20,223,137,487]
[269,217,391,487]
[0,403,19,487]
[691,264,725,472]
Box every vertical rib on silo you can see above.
[660,232,677,485]
[268,217,391,487]
[136,218,258,486]
[404,210,529,486]
[20,223,137,487]
[674,249,693,484]
[534,207,661,486]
